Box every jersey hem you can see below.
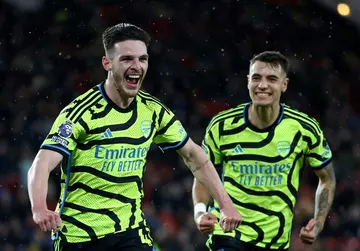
[162,134,189,151]
[40,144,71,156]
[54,225,149,244]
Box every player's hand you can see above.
[219,206,242,233]
[299,219,323,245]
[32,208,62,232]
[195,212,218,235]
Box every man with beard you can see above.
[28,23,241,251]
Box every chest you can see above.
[220,123,306,162]
[79,108,157,147]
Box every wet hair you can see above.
[102,23,151,55]
[250,51,290,76]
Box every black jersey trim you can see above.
[64,202,121,232]
[71,166,142,191]
[206,104,246,131]
[65,87,98,121]
[138,90,171,114]
[224,131,302,162]
[98,82,137,113]
[218,119,246,136]
[88,108,138,134]
[157,134,189,151]
[155,116,176,136]
[229,194,286,249]
[224,176,294,210]
[219,130,275,151]
[243,103,284,132]
[61,214,98,241]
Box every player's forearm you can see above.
[183,145,233,209]
[192,178,213,218]
[314,170,336,228]
[192,178,213,206]
[28,162,51,212]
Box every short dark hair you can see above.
[102,23,151,55]
[250,51,290,76]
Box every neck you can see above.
[248,103,281,129]
[104,78,134,109]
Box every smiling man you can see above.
[27,23,241,251]
[192,51,336,251]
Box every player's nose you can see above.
[257,80,269,89]
[130,59,142,70]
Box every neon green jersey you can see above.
[202,103,332,249]
[41,83,188,243]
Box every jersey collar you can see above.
[98,82,137,113]
[243,102,284,132]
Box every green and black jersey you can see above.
[41,82,189,243]
[202,103,332,249]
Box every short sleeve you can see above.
[306,126,332,169]
[40,109,83,156]
[153,108,189,151]
[202,121,223,166]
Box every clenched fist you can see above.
[32,208,62,232]
[220,206,242,233]
[299,219,323,245]
[195,212,218,235]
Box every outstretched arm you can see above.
[192,177,213,213]
[192,177,218,234]
[177,138,241,232]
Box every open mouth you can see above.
[125,74,141,86]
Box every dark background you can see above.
[1,0,360,250]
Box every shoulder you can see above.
[282,104,322,135]
[137,89,172,114]
[206,103,247,131]
[59,85,102,123]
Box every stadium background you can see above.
[1,0,360,250]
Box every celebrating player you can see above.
[27,23,241,251]
[192,51,336,250]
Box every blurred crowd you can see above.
[1,0,360,251]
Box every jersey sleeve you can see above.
[202,120,223,167]
[40,109,83,156]
[153,108,189,151]
[305,122,332,169]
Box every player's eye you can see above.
[120,57,132,61]
[268,78,278,82]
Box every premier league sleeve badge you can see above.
[57,121,73,138]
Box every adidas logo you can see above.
[232,144,243,154]
[101,128,113,138]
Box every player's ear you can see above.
[102,56,112,71]
[282,78,289,93]
[247,74,250,89]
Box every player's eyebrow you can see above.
[139,54,149,59]
[119,54,149,60]
[266,74,279,79]
[251,73,279,79]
